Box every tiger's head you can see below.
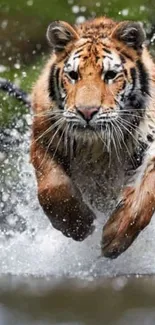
[46,17,150,142]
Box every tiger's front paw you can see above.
[60,209,95,241]
[101,186,153,259]
[40,194,96,241]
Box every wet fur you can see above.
[31,17,155,258]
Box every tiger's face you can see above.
[47,18,149,139]
[62,42,126,129]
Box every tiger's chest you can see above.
[70,149,134,214]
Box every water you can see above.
[1,116,155,278]
[0,116,155,324]
[0,276,155,324]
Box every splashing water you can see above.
[1,114,155,278]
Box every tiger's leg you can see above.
[101,143,155,258]
[31,142,95,241]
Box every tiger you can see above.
[30,16,155,259]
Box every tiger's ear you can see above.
[46,21,79,51]
[111,21,146,49]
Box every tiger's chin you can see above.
[67,123,111,151]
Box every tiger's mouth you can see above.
[63,108,119,129]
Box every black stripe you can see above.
[103,47,111,54]
[55,67,65,109]
[122,80,126,90]
[73,55,81,60]
[49,65,64,110]
[64,57,69,65]
[74,48,83,55]
[103,55,112,60]
[114,74,124,82]
[136,60,149,95]
[55,67,60,91]
[130,67,137,90]
[121,51,134,61]
[124,69,128,77]
[48,64,57,100]
[119,54,126,64]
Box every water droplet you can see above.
[14,63,21,70]
[1,20,8,29]
[72,5,80,14]
[121,8,129,16]
[76,16,86,24]
[96,2,101,7]
[0,65,7,73]
[80,6,86,12]
[27,0,33,6]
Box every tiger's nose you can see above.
[77,106,100,121]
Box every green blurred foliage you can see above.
[0,56,45,125]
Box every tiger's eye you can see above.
[68,70,78,81]
[104,70,117,81]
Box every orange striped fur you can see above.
[31,17,155,258]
